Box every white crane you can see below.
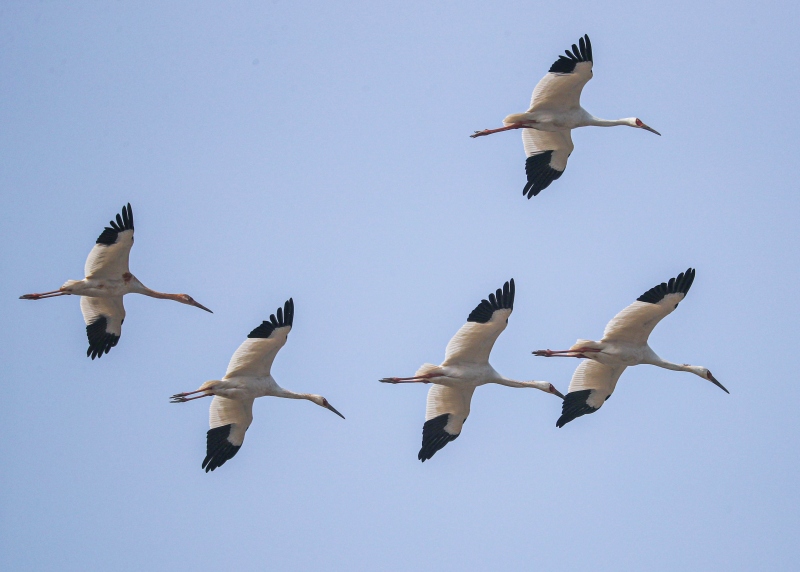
[532,268,729,427]
[471,34,661,198]
[380,279,564,462]
[170,298,345,472]
[19,204,212,359]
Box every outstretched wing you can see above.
[556,359,626,427]
[84,203,135,279]
[418,384,476,462]
[521,129,574,198]
[203,396,255,472]
[602,268,696,345]
[529,34,593,112]
[224,298,294,379]
[80,296,125,359]
[443,279,515,366]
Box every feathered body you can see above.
[471,34,660,198]
[171,299,344,472]
[20,204,211,359]
[381,280,563,461]
[533,269,728,427]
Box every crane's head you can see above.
[174,294,213,313]
[685,365,729,394]
[310,395,346,419]
[529,381,565,399]
[633,118,661,136]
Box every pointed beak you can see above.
[640,123,661,136]
[708,373,729,394]
[192,301,213,313]
[549,384,565,399]
[325,402,345,419]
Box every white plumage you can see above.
[80,296,125,347]
[20,203,212,359]
[171,298,345,472]
[424,384,475,440]
[381,279,564,462]
[522,129,573,175]
[472,34,661,198]
[84,224,134,279]
[442,309,510,365]
[209,396,254,449]
[533,268,729,427]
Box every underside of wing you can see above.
[224,299,294,379]
[85,204,134,279]
[522,129,574,198]
[419,384,476,462]
[602,268,695,345]
[443,280,514,366]
[80,296,125,359]
[204,396,255,472]
[529,35,593,112]
[224,335,289,379]
[557,359,626,427]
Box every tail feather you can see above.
[199,380,220,391]
[503,113,528,126]
[570,339,601,351]
[415,363,441,378]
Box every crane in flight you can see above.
[532,268,728,427]
[380,279,564,462]
[170,298,345,472]
[19,203,212,359]
[472,34,660,198]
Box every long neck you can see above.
[134,282,180,302]
[651,357,692,373]
[275,387,315,402]
[587,116,631,127]
[493,377,550,391]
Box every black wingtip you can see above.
[548,34,593,73]
[556,390,599,427]
[96,203,135,245]
[202,425,241,472]
[85,317,120,360]
[418,414,459,462]
[636,268,696,305]
[523,152,564,198]
[248,297,295,338]
[466,279,515,323]
[124,203,134,231]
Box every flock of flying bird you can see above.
[20,34,728,471]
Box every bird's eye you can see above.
[635,119,643,127]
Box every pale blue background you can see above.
[2,1,798,570]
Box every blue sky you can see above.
[1,1,799,570]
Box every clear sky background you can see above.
[2,1,799,570]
